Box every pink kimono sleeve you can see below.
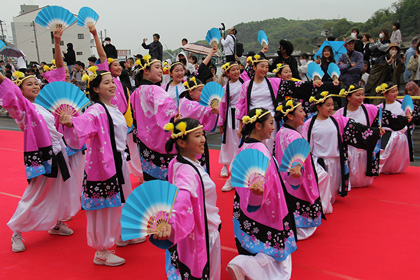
[180,99,217,132]
[217,85,227,126]
[235,81,250,120]
[42,67,66,83]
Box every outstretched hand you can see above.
[290,165,302,179]
[59,112,73,128]
[88,25,97,36]
[54,28,64,44]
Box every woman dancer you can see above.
[161,61,186,104]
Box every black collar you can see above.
[244,137,261,143]
[139,79,156,85]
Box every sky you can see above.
[0,0,398,56]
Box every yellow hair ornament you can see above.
[13,71,25,79]
[184,76,202,91]
[43,65,51,71]
[135,59,142,66]
[320,91,329,97]
[381,83,388,89]
[88,66,98,73]
[143,54,151,61]
[286,99,293,108]
[339,89,347,96]
[176,122,187,134]
[165,121,204,139]
[254,55,261,60]
[310,91,332,104]
[183,81,189,87]
[246,57,253,63]
[276,105,283,112]
[163,61,169,66]
[349,85,355,91]
[309,96,316,103]
[163,123,174,133]
[290,78,301,82]
[255,109,262,117]
[242,110,271,124]
[82,73,90,82]
[12,71,34,87]
[51,59,56,66]
[277,100,302,116]
[242,115,251,123]
[107,58,115,64]
[190,77,196,83]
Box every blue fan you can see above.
[327,63,340,80]
[307,62,324,81]
[35,6,77,31]
[378,106,383,128]
[231,149,270,189]
[279,138,311,172]
[120,180,179,241]
[258,30,269,46]
[401,95,414,114]
[77,7,99,27]
[199,81,225,108]
[0,40,5,52]
[205,28,221,47]
[35,81,90,116]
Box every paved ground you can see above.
[2,113,419,166]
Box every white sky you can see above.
[0,0,397,56]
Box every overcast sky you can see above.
[0,0,397,56]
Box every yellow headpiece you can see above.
[250,54,269,65]
[276,99,302,116]
[12,71,35,87]
[272,63,288,74]
[309,91,332,104]
[136,54,161,71]
[339,85,361,97]
[82,66,110,88]
[221,62,238,72]
[242,109,271,124]
[183,76,203,91]
[375,83,397,94]
[163,122,204,139]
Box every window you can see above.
[50,32,54,44]
[78,34,84,39]
[76,52,83,55]
[52,48,55,55]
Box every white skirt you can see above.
[219,107,240,166]
[228,253,292,280]
[86,153,133,250]
[127,133,143,178]
[8,142,76,232]
[322,157,342,204]
[313,157,333,214]
[348,146,374,188]
[380,131,410,174]
[68,152,86,217]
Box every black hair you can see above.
[300,53,309,60]
[321,45,336,66]
[279,40,294,56]
[67,43,73,50]
[231,28,237,35]
[127,57,134,64]
[88,70,111,102]
[74,61,83,66]
[352,28,359,35]
[165,118,201,153]
[241,108,271,137]
[276,63,290,77]
[5,64,12,70]
[190,55,198,64]
[380,29,390,41]
[41,61,47,65]
[182,38,188,44]
[88,56,97,63]
[411,37,420,46]
[134,57,159,85]
[179,78,203,100]
[345,85,363,101]
[363,34,371,40]
[104,37,111,41]
[393,22,400,30]
[153,33,160,40]
[275,99,301,123]
[169,62,185,74]
[309,94,333,113]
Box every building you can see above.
[11,4,92,66]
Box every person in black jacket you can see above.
[63,42,76,78]
[103,37,118,59]
[269,40,299,79]
[141,33,163,61]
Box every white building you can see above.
[11,4,92,66]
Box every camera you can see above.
[219,23,225,32]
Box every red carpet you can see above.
[0,129,419,280]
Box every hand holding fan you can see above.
[231,149,270,190]
[206,28,221,47]
[278,138,311,172]
[35,81,90,116]
[307,62,324,81]
[120,180,179,241]
[327,63,340,81]
[401,95,414,115]
[258,30,269,47]
[35,6,77,31]
[77,7,99,27]
[199,81,225,108]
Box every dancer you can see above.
[275,99,323,238]
[161,61,186,104]
[59,69,135,266]
[0,72,76,253]
[301,91,382,211]
[377,83,412,174]
[218,62,243,191]
[150,118,221,280]
[131,55,180,181]
[179,77,219,173]
[228,108,297,280]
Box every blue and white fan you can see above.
[120,180,179,241]
[278,138,311,172]
[307,62,324,81]
[231,149,270,189]
[0,40,5,52]
[205,28,221,47]
[35,81,90,116]
[77,7,99,27]
[401,95,414,114]
[327,63,340,80]
[258,30,269,46]
[35,6,77,31]
[199,81,225,108]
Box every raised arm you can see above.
[90,26,107,63]
[54,28,65,69]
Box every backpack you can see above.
[229,34,244,57]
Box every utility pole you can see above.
[0,20,5,41]
[30,21,40,63]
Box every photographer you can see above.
[221,27,237,63]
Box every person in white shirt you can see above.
[297,53,313,81]
[221,28,237,62]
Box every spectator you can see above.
[176,52,195,79]
[141,33,163,61]
[270,39,299,79]
[71,61,87,91]
[361,34,372,64]
[359,60,370,90]
[87,56,97,67]
[62,42,76,76]
[337,37,364,87]
[403,37,420,82]
[369,29,390,65]
[182,38,188,46]
[103,37,118,59]
[351,28,364,53]
[188,55,199,71]
[319,45,336,82]
[391,22,402,46]
[125,57,136,88]
[220,27,237,63]
[0,60,4,74]
[297,53,312,81]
